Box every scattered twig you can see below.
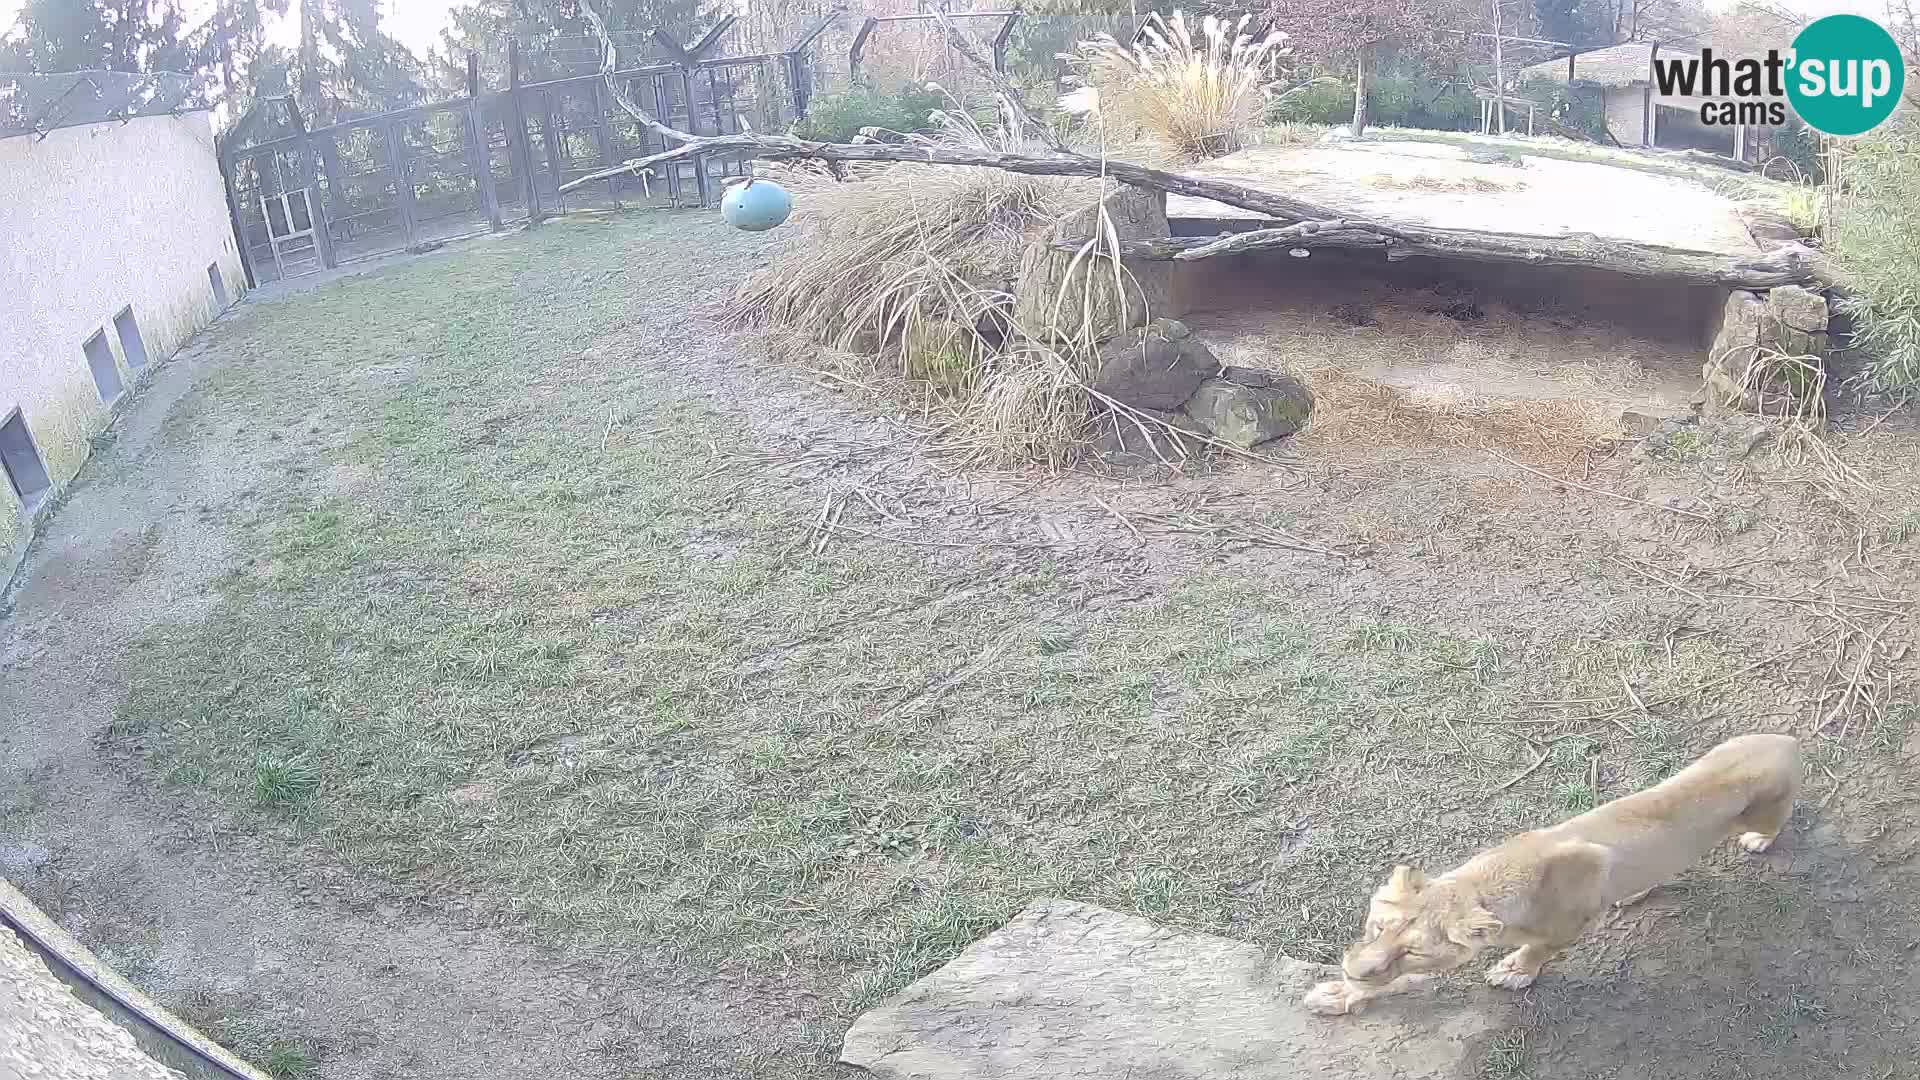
[1816,767,1850,811]
[1609,554,1709,602]
[1134,510,1342,558]
[1090,493,1145,546]
[1854,393,1909,438]
[824,521,1051,551]
[1488,450,1712,521]
[1491,746,1552,793]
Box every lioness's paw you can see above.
[1485,955,1538,991]
[1738,831,1776,853]
[1303,980,1356,1016]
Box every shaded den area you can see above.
[1165,248,1731,449]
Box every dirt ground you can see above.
[1167,135,1766,256]
[2,212,1917,1080]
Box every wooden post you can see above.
[508,38,542,225]
[786,52,809,120]
[540,89,567,214]
[383,118,420,247]
[681,66,709,207]
[218,147,259,289]
[849,17,879,83]
[992,8,1019,73]
[1491,0,1507,135]
[464,62,502,232]
[590,78,619,199]
[1643,42,1658,147]
[1351,45,1372,136]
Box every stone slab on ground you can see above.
[1165,139,1761,258]
[840,899,1499,1079]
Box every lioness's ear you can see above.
[1451,906,1504,944]
[1386,865,1428,896]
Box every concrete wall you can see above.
[1604,87,1649,146]
[3,878,272,1080]
[0,111,243,569]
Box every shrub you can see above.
[1066,10,1291,160]
[1519,77,1607,140]
[1269,76,1353,125]
[794,83,946,143]
[1269,72,1479,132]
[1766,119,1826,183]
[1829,112,1920,390]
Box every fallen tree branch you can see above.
[559,130,1337,219]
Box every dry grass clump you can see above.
[727,104,1094,385]
[727,105,1090,373]
[1733,346,1828,425]
[728,101,1153,468]
[1063,11,1291,161]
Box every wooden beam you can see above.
[992,7,1021,73]
[786,8,843,52]
[1050,222,1829,288]
[848,17,878,82]
[688,15,738,59]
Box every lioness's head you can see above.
[1340,865,1503,984]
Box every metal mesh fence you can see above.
[1,69,204,140]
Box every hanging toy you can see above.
[720,175,792,233]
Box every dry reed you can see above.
[1063,11,1291,161]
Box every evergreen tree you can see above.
[295,0,426,126]
[430,0,723,93]
[0,0,189,74]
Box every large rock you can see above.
[1702,288,1833,414]
[1769,285,1830,333]
[1090,318,1218,410]
[1086,406,1205,468]
[1767,284,1830,356]
[840,899,1497,1080]
[1702,290,1766,413]
[1179,368,1314,450]
[1013,185,1184,341]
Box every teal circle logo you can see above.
[1787,14,1905,136]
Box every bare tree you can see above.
[1264,0,1476,136]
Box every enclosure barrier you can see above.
[220,15,845,287]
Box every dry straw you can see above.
[1063,11,1291,161]
[728,88,1164,469]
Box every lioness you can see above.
[1304,733,1801,1016]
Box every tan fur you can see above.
[1304,733,1801,1016]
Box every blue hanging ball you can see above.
[721,179,793,232]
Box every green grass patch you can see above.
[113,212,1781,1020]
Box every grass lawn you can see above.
[102,211,1917,1076]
